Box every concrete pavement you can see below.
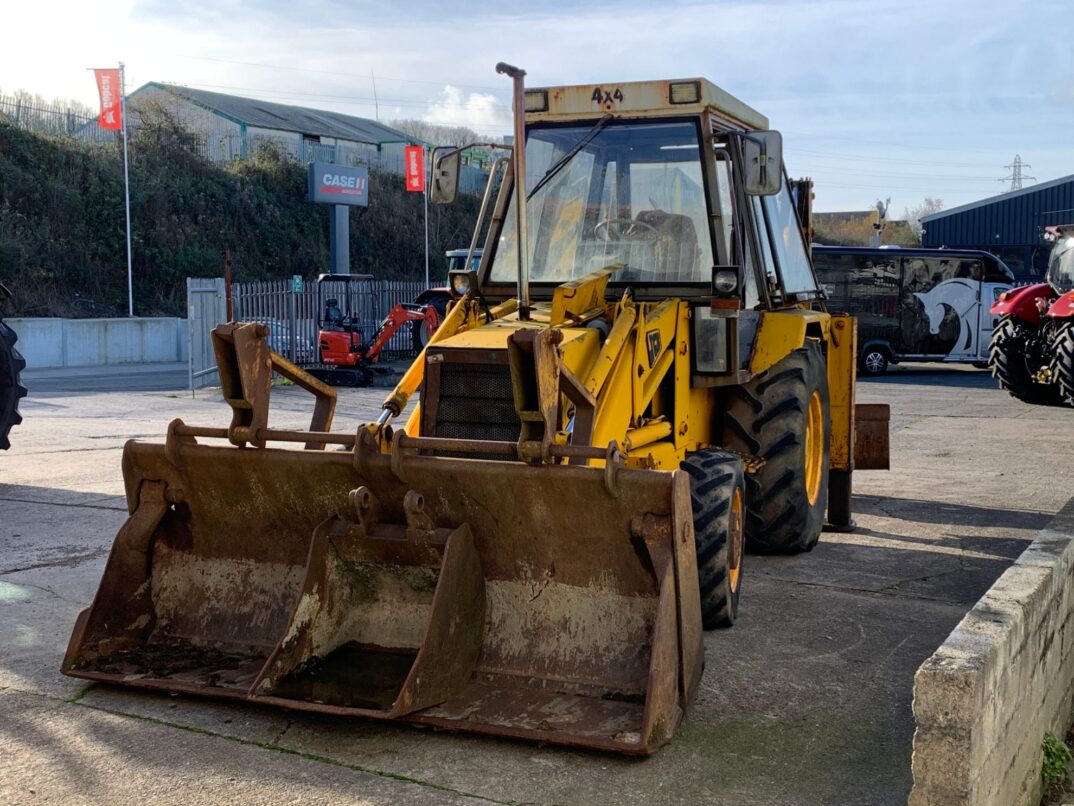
[1,363,1072,804]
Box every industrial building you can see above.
[130,83,409,168]
[921,175,1074,280]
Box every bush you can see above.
[0,114,481,317]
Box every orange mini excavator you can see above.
[310,274,441,387]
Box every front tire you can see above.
[988,316,1059,404]
[722,341,830,554]
[681,450,745,629]
[1053,322,1074,407]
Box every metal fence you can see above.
[232,277,441,366]
[0,94,101,138]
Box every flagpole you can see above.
[119,62,133,317]
[423,151,430,289]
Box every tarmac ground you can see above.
[2,362,1072,805]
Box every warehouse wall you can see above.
[922,177,1074,279]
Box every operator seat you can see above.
[635,209,701,282]
[322,298,345,332]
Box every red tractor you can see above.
[989,224,1074,405]
[309,274,441,387]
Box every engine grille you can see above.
[430,357,521,446]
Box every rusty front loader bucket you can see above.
[64,436,703,754]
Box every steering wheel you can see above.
[593,217,661,243]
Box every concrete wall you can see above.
[911,497,1074,805]
[7,318,188,369]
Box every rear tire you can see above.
[722,341,830,554]
[681,450,745,629]
[988,316,1059,404]
[0,320,27,451]
[1053,322,1074,407]
[412,318,433,353]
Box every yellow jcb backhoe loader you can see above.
[63,64,889,754]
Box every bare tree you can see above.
[904,197,944,239]
[389,119,484,147]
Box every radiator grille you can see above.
[432,360,521,446]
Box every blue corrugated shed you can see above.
[920,175,1074,279]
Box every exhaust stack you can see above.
[496,62,530,320]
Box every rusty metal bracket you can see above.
[348,486,380,535]
[164,418,197,469]
[403,491,437,540]
[508,328,564,463]
[211,323,337,450]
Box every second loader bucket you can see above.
[64,435,703,754]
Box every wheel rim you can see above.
[865,351,884,373]
[728,487,744,592]
[804,390,824,505]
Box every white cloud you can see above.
[423,86,510,134]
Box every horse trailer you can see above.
[813,246,1014,375]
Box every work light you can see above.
[669,81,701,104]
[449,269,479,298]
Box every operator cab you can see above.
[433,78,821,313]
[1047,226,1074,294]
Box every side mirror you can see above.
[741,130,783,196]
[430,147,460,204]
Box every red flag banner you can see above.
[94,69,122,130]
[404,145,425,192]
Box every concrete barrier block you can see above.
[138,318,180,363]
[65,319,108,366]
[4,318,64,368]
[106,319,151,364]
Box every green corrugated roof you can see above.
[137,83,409,145]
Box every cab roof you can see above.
[525,78,768,131]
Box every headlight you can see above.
[713,268,739,296]
[449,269,478,298]
[692,307,730,374]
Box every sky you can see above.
[1,0,1070,214]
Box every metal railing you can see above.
[0,94,103,139]
[232,278,442,365]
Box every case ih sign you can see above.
[308,163,369,207]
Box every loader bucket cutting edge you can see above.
[63,440,704,754]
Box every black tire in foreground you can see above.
[722,340,830,554]
[681,450,745,629]
[1053,321,1074,407]
[988,316,1060,405]
[0,319,27,451]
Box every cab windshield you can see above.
[489,120,715,285]
[1047,233,1074,293]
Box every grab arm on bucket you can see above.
[211,322,336,450]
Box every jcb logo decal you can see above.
[592,87,624,107]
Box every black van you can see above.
[813,246,1015,375]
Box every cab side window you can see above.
[761,184,818,295]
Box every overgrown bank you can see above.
[0,117,480,317]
